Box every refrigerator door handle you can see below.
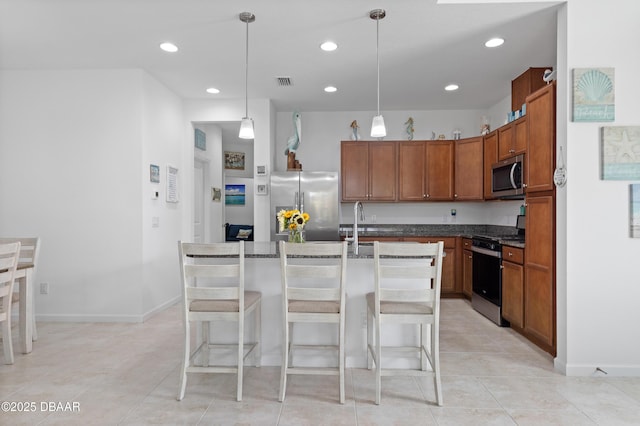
[300,192,305,213]
[294,192,299,211]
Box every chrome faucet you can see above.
[345,201,365,254]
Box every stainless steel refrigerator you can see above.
[270,171,340,241]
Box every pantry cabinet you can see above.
[524,194,555,353]
[526,83,556,193]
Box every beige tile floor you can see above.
[1,299,639,425]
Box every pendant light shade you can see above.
[370,9,386,139]
[239,117,254,139]
[239,12,255,140]
[371,115,386,138]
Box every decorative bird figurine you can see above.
[350,120,360,141]
[543,69,556,84]
[284,111,301,155]
[404,117,414,140]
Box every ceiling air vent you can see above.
[276,77,293,87]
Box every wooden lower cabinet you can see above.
[501,246,524,328]
[462,248,473,298]
[360,236,457,294]
[404,236,456,294]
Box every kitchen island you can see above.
[201,227,522,368]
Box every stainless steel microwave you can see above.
[491,154,524,198]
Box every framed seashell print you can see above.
[572,68,615,122]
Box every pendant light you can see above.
[239,12,255,139]
[370,9,386,138]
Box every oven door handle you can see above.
[471,246,502,258]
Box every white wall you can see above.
[224,177,255,226]
[560,0,640,375]
[141,73,184,316]
[0,69,183,321]
[275,109,489,173]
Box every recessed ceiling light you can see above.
[445,84,459,91]
[160,42,178,53]
[485,38,504,48]
[320,41,338,52]
[324,86,337,93]
[206,87,220,94]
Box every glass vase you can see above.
[288,229,305,243]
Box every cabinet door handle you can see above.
[426,194,430,198]
[454,194,458,198]
[522,183,528,188]
[500,265,504,270]
[508,252,513,257]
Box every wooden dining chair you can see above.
[177,241,261,401]
[278,240,348,404]
[0,242,21,364]
[366,240,444,406]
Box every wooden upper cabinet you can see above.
[341,141,369,201]
[498,116,527,160]
[369,142,397,201]
[526,83,556,193]
[341,141,397,202]
[454,136,483,200]
[511,67,549,112]
[425,140,454,200]
[483,130,498,200]
[398,142,426,201]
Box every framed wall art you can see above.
[224,151,245,170]
[256,183,268,195]
[631,184,640,238]
[150,164,160,183]
[572,67,615,122]
[225,184,245,205]
[166,165,179,203]
[601,126,640,180]
[194,128,206,151]
[211,187,221,202]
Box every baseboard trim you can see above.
[34,296,181,323]
[562,362,640,377]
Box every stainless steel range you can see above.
[471,216,526,326]
[471,236,507,326]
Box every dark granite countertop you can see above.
[232,224,525,259]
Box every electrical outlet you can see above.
[40,282,49,295]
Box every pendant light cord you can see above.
[245,19,249,118]
[376,15,380,116]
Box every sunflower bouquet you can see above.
[277,209,310,243]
